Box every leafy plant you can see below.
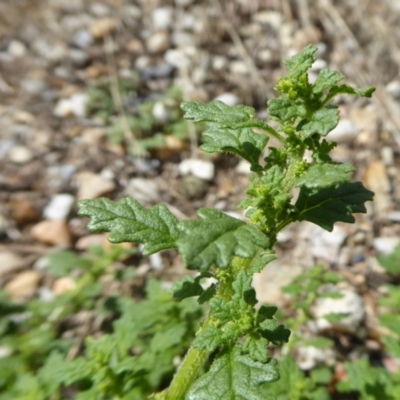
[78,45,375,398]
[0,244,135,399]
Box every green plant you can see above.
[78,45,375,399]
[0,244,135,399]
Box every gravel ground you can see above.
[1,0,400,377]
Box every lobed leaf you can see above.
[267,98,307,121]
[193,326,224,353]
[78,197,182,255]
[294,181,374,231]
[326,84,375,100]
[186,346,279,400]
[296,163,355,189]
[283,44,317,79]
[242,336,269,363]
[298,107,339,137]
[181,100,255,125]
[177,209,270,270]
[172,276,204,302]
[200,125,268,170]
[313,69,344,94]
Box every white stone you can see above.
[296,346,335,370]
[149,253,163,271]
[385,211,400,222]
[386,80,400,99]
[214,93,240,107]
[373,237,400,255]
[152,101,169,123]
[313,288,365,333]
[179,159,215,181]
[212,56,228,71]
[152,7,174,30]
[43,194,75,220]
[327,119,359,143]
[230,61,248,75]
[125,178,160,203]
[8,40,27,57]
[8,146,33,163]
[381,146,394,165]
[236,160,251,174]
[311,225,348,263]
[33,39,67,63]
[254,11,282,29]
[311,58,327,71]
[53,93,88,118]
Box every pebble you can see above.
[350,106,378,133]
[31,220,73,246]
[363,160,391,217]
[89,18,117,39]
[214,93,240,107]
[146,30,171,54]
[178,159,215,181]
[8,40,27,57]
[311,225,348,264]
[313,288,365,333]
[385,211,400,222]
[75,234,105,250]
[296,346,335,370]
[75,171,116,200]
[254,11,282,30]
[72,29,94,49]
[230,61,249,75]
[381,146,394,165]
[152,7,174,30]
[0,252,26,278]
[68,49,88,66]
[386,80,400,99]
[152,101,170,124]
[8,146,34,164]
[164,49,191,69]
[172,32,194,47]
[21,78,47,95]
[327,119,359,143]
[141,63,174,80]
[236,160,251,174]
[149,253,163,271]
[89,2,111,17]
[4,270,41,301]
[212,56,228,71]
[8,195,40,225]
[310,59,327,71]
[33,39,67,63]
[373,237,400,255]
[43,194,75,220]
[125,178,160,204]
[53,277,77,294]
[53,93,89,118]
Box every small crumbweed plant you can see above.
[78,45,375,399]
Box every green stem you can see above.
[238,120,286,143]
[164,344,209,400]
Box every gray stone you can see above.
[72,29,93,49]
[125,178,160,204]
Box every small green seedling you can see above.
[78,45,374,399]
